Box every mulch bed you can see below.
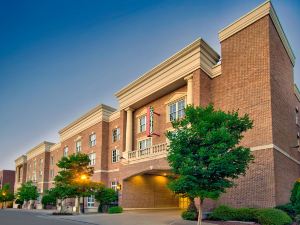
[204,220,260,225]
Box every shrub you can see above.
[108,206,123,214]
[276,203,296,218]
[52,212,73,215]
[294,214,300,224]
[255,208,292,225]
[181,210,197,221]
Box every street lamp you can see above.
[79,174,88,214]
[1,192,6,209]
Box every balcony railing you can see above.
[128,142,168,161]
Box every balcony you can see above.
[127,142,168,162]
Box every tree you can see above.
[166,105,254,225]
[41,189,57,208]
[54,153,103,213]
[95,186,118,212]
[0,184,14,208]
[290,179,300,214]
[16,181,39,202]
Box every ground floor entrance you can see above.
[121,171,179,209]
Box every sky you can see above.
[0,0,299,170]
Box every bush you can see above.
[294,214,300,224]
[108,206,123,214]
[209,205,292,225]
[181,210,197,221]
[276,203,296,218]
[95,187,118,213]
[52,212,73,215]
[255,208,292,225]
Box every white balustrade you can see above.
[128,143,168,161]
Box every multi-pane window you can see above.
[63,146,68,157]
[39,159,43,167]
[112,128,120,142]
[89,153,96,166]
[39,170,43,179]
[89,133,96,147]
[139,115,146,133]
[50,169,54,178]
[87,195,95,208]
[138,138,152,150]
[111,181,118,191]
[76,140,82,153]
[112,149,120,163]
[33,160,36,170]
[32,172,37,182]
[169,99,185,121]
[50,156,54,166]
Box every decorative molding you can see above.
[15,155,27,166]
[164,92,187,105]
[26,141,54,161]
[250,144,300,165]
[109,111,120,122]
[218,0,295,66]
[294,84,300,102]
[115,38,220,110]
[59,104,116,142]
[94,169,119,173]
[49,142,61,152]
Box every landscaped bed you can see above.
[204,221,259,225]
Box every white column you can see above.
[184,74,193,105]
[125,107,133,156]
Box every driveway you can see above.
[0,209,215,225]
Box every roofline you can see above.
[115,38,220,98]
[59,104,116,134]
[26,141,55,155]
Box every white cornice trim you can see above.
[94,169,120,173]
[218,0,295,66]
[50,142,61,152]
[250,143,300,165]
[294,84,300,102]
[109,111,120,122]
[26,142,54,161]
[59,104,116,142]
[15,155,27,166]
[115,38,220,110]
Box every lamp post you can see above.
[80,174,87,214]
[1,192,6,209]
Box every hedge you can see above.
[181,211,197,221]
[108,206,123,214]
[208,205,292,225]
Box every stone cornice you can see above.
[218,0,295,66]
[109,111,120,122]
[15,155,27,166]
[49,142,61,152]
[59,104,116,141]
[26,141,54,161]
[115,38,220,110]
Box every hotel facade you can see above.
[14,1,300,212]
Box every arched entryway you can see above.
[121,170,179,209]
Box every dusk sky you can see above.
[0,0,299,170]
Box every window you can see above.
[32,172,37,182]
[39,159,43,167]
[138,138,152,150]
[139,115,146,133]
[111,181,118,191]
[87,195,95,208]
[50,169,54,178]
[76,140,82,153]
[89,153,96,166]
[33,160,36,170]
[112,149,120,163]
[112,128,120,142]
[50,156,54,166]
[169,99,186,121]
[89,133,96,147]
[39,170,43,179]
[296,107,299,125]
[63,146,68,157]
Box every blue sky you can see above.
[0,0,299,170]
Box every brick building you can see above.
[14,1,300,211]
[0,170,15,193]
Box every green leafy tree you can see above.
[16,181,39,202]
[166,105,254,225]
[0,184,14,208]
[290,179,300,214]
[54,153,103,212]
[95,186,118,212]
[41,189,57,208]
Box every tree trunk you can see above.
[197,198,204,225]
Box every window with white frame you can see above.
[39,170,43,179]
[112,128,120,142]
[111,181,118,191]
[296,107,299,125]
[50,169,54,178]
[89,153,96,166]
[169,99,185,121]
[112,149,120,163]
[33,160,36,170]
[76,140,82,153]
[32,172,37,182]
[87,195,95,208]
[138,115,146,133]
[50,156,54,166]
[63,146,68,157]
[89,133,96,147]
[138,138,152,150]
[39,159,43,167]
